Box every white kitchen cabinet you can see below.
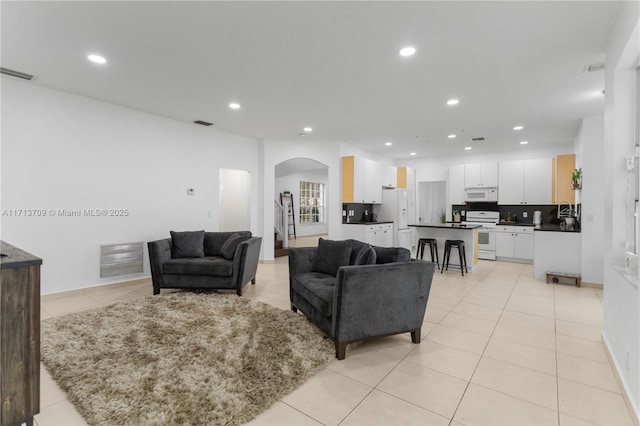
[464,162,498,187]
[341,223,393,246]
[342,156,383,203]
[498,159,551,205]
[448,164,466,205]
[382,165,397,188]
[495,225,534,261]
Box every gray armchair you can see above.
[289,239,435,359]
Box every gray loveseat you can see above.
[289,238,435,359]
[148,230,262,296]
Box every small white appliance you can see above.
[465,187,498,202]
[462,211,500,260]
[378,188,414,251]
[533,211,542,226]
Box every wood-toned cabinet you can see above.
[464,162,498,187]
[1,241,42,426]
[397,166,415,191]
[498,159,552,205]
[553,154,576,204]
[342,156,383,203]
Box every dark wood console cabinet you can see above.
[0,241,42,426]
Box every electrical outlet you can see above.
[522,212,528,218]
[626,156,635,171]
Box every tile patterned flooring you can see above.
[37,236,635,425]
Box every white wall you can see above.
[574,116,605,284]
[1,78,259,294]
[262,139,342,260]
[275,169,329,237]
[602,1,640,420]
[219,169,251,231]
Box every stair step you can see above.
[275,248,289,257]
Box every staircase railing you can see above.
[274,199,288,248]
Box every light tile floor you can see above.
[37,236,636,426]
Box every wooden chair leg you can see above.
[335,341,347,360]
[153,286,160,295]
[291,304,298,313]
[251,277,256,285]
[411,328,421,344]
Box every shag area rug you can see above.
[41,292,334,425]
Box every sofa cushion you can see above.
[220,233,250,259]
[170,230,205,258]
[354,244,377,265]
[163,257,233,276]
[312,238,352,276]
[204,231,252,257]
[292,272,336,317]
[374,246,411,264]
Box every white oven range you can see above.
[462,211,500,260]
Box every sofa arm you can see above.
[232,237,262,289]
[147,238,172,291]
[332,261,435,342]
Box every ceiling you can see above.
[1,1,620,159]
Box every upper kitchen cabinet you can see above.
[397,166,415,191]
[449,164,466,205]
[382,164,397,188]
[464,162,498,187]
[498,159,552,204]
[553,154,576,204]
[341,156,383,203]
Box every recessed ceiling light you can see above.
[520,141,529,145]
[513,125,524,130]
[303,127,312,132]
[410,152,417,156]
[464,146,472,150]
[87,54,106,64]
[447,99,459,106]
[399,47,416,57]
[385,142,392,146]
[229,102,241,109]
[448,134,456,139]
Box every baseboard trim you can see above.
[259,259,277,264]
[581,281,604,288]
[41,277,152,300]
[602,333,640,425]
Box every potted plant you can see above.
[571,168,582,190]
[439,207,447,224]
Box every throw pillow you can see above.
[311,238,352,276]
[170,230,205,258]
[374,246,411,264]
[353,244,377,265]
[220,233,249,260]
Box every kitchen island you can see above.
[409,224,480,272]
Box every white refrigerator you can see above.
[378,188,414,251]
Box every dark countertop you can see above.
[497,221,537,226]
[343,221,394,225]
[409,223,482,229]
[533,224,581,233]
[0,241,43,269]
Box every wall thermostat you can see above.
[187,188,195,195]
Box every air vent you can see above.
[193,120,214,126]
[470,137,486,142]
[0,67,34,80]
[585,63,605,72]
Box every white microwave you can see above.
[465,187,498,202]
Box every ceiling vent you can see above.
[0,67,34,80]
[193,120,214,126]
[585,63,605,72]
[470,136,486,142]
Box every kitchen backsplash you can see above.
[451,203,578,225]
[342,203,379,223]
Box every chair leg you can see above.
[251,277,256,285]
[236,287,242,296]
[434,242,440,268]
[411,328,421,344]
[335,341,347,360]
[291,304,298,313]
[153,286,160,295]
[458,245,465,276]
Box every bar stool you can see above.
[417,238,439,268]
[441,239,468,276]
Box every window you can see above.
[299,181,325,224]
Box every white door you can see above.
[219,169,251,231]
